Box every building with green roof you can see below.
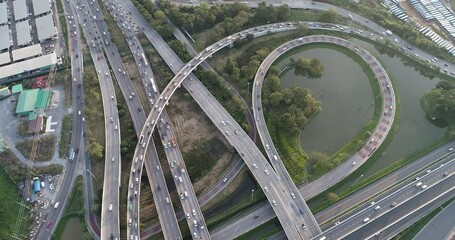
[35,89,51,109]
[15,89,39,116]
[0,87,10,98]
[11,84,23,94]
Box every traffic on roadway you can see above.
[34,0,455,239]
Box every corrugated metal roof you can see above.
[0,2,8,25]
[0,53,56,80]
[12,44,41,61]
[16,20,31,46]
[0,52,10,65]
[0,87,10,97]
[13,0,28,20]
[11,84,23,93]
[35,89,50,109]
[32,0,51,15]
[0,25,11,51]
[35,14,56,41]
[15,88,39,114]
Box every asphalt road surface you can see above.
[35,1,85,238]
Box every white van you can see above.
[54,202,60,209]
[363,217,370,223]
[415,182,422,187]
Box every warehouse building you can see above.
[0,25,11,52]
[35,14,57,42]
[15,88,51,119]
[16,20,31,46]
[13,0,28,21]
[32,0,51,16]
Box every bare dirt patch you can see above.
[15,135,55,161]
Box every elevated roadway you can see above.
[120,0,316,238]
[72,2,123,238]
[77,0,184,239]
[252,34,395,233]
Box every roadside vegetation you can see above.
[53,176,91,240]
[58,115,73,158]
[16,135,55,161]
[82,71,105,162]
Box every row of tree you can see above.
[157,0,291,34]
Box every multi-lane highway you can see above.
[413,197,455,240]
[74,0,185,239]
[317,158,455,239]
[71,1,123,238]
[35,1,86,239]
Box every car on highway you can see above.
[272,200,277,206]
[265,144,270,150]
[109,204,112,211]
[264,169,269,175]
[363,217,370,223]
[223,177,228,183]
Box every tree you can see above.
[276,4,290,22]
[421,86,455,122]
[252,2,277,24]
[153,10,166,23]
[225,58,238,75]
[294,57,324,78]
[309,151,329,165]
[318,8,338,23]
[327,192,339,203]
[296,23,309,36]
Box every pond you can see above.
[276,40,446,178]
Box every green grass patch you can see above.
[0,165,27,239]
[392,197,455,240]
[16,135,56,161]
[59,115,73,158]
[235,217,281,240]
[53,176,91,240]
[55,0,64,13]
[59,16,68,49]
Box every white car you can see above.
[109,204,112,211]
[265,144,270,150]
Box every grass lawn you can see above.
[16,135,56,161]
[0,166,26,239]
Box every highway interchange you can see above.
[32,0,455,240]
